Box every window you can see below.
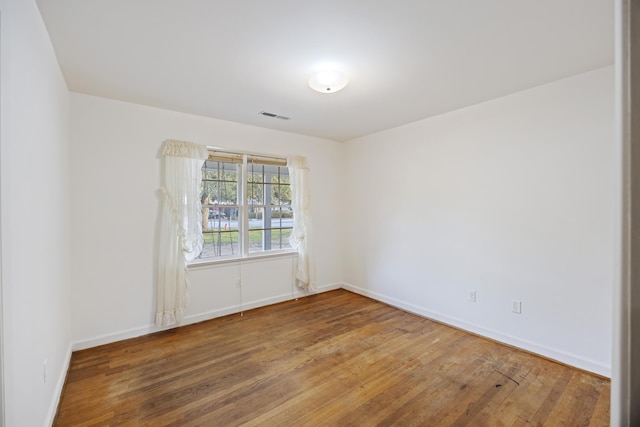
[198,151,292,260]
[201,158,240,257]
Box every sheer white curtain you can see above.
[156,139,209,327]
[288,156,316,291]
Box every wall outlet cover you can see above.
[512,300,522,314]
[468,291,477,302]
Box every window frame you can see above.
[191,150,295,265]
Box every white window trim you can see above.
[187,248,298,269]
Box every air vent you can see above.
[259,111,290,120]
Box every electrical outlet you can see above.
[43,359,47,384]
[512,300,522,314]
[235,278,241,288]
[468,291,476,302]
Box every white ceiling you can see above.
[36,0,614,142]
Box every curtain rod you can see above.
[205,146,287,162]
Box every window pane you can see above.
[202,161,238,204]
[203,206,238,230]
[270,228,292,250]
[199,160,240,259]
[218,182,237,205]
[270,204,292,251]
[203,168,217,180]
[248,183,263,205]
[269,206,293,226]
[271,183,291,206]
[247,206,292,253]
[248,227,263,253]
[203,160,237,175]
[271,167,290,184]
[201,230,240,257]
[248,164,264,183]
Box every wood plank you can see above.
[53,289,609,426]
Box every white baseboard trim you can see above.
[72,283,343,351]
[341,283,611,377]
[316,282,343,292]
[46,344,72,427]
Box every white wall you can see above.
[70,93,344,348]
[343,66,615,376]
[0,0,72,425]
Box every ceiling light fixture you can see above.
[308,70,349,94]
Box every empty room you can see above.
[1,0,638,426]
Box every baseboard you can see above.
[72,282,343,351]
[341,283,611,377]
[316,282,342,292]
[46,344,72,427]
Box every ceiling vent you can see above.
[259,111,290,120]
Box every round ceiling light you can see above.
[308,70,349,93]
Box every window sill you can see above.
[187,250,298,269]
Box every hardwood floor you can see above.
[54,290,610,426]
